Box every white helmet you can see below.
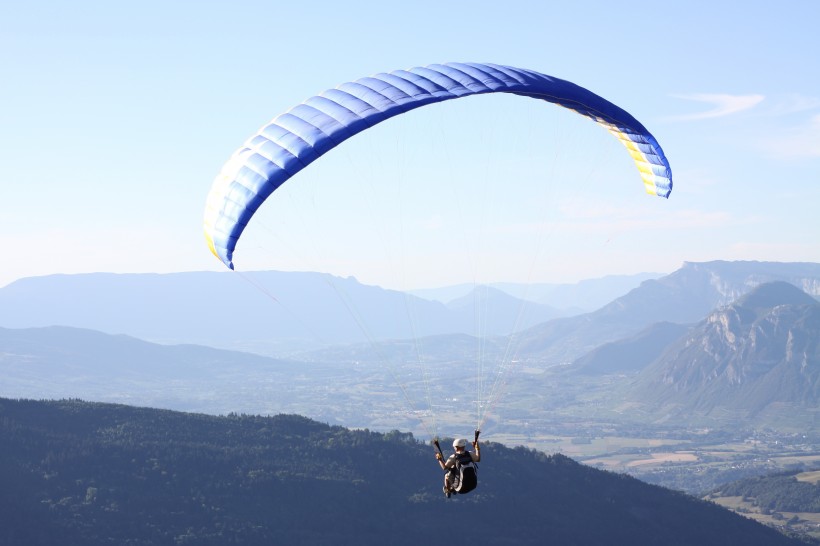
[453,438,468,449]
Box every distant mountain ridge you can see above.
[572,321,691,375]
[511,261,820,363]
[606,260,820,324]
[0,271,562,356]
[407,272,662,310]
[1,261,817,365]
[0,325,299,414]
[2,272,819,434]
[623,281,820,428]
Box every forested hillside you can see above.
[0,398,806,545]
[707,471,820,541]
[711,473,820,513]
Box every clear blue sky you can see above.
[2,1,818,289]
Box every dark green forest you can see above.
[713,473,820,513]
[0,398,807,545]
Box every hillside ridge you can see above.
[0,397,804,545]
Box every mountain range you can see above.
[622,281,820,429]
[0,261,817,363]
[406,271,662,309]
[0,271,567,356]
[1,261,818,433]
[511,260,820,364]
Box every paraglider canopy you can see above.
[204,62,672,270]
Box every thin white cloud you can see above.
[759,114,820,159]
[766,94,820,116]
[664,92,820,159]
[666,93,765,121]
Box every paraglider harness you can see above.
[435,430,479,495]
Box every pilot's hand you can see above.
[435,453,443,461]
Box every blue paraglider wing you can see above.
[204,62,672,269]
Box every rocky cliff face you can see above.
[626,282,820,426]
[598,260,820,325]
[678,260,820,303]
[516,261,820,363]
